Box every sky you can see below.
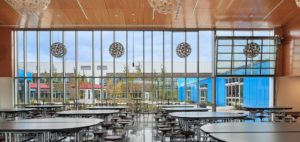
[18,30,213,73]
[17,30,274,74]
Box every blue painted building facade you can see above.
[177,62,272,107]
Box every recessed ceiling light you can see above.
[114,14,118,17]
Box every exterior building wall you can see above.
[178,62,272,107]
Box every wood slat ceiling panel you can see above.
[0,0,299,29]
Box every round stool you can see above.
[111,117,119,123]
[119,114,126,119]
[104,135,123,141]
[94,130,107,139]
[102,122,113,129]
[159,127,171,142]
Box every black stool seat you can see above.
[119,114,126,119]
[111,117,119,122]
[159,127,171,134]
[157,124,168,128]
[102,122,113,129]
[104,135,123,141]
[118,121,130,127]
[94,130,107,137]
[168,121,177,127]
[180,130,195,138]
[276,115,285,120]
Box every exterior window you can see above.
[226,77,244,106]
[199,84,208,102]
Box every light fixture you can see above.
[5,0,51,15]
[296,0,300,7]
[50,42,67,58]
[243,42,260,58]
[176,42,191,58]
[275,35,284,45]
[148,0,181,14]
[109,42,124,58]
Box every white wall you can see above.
[0,77,13,109]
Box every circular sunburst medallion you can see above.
[243,42,260,58]
[50,42,67,58]
[109,42,124,58]
[176,42,192,58]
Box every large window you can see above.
[14,30,214,106]
[216,30,276,76]
[14,30,277,110]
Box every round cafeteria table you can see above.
[243,106,292,111]
[25,105,65,117]
[0,118,103,142]
[169,112,246,141]
[162,107,210,113]
[56,110,119,118]
[169,112,246,120]
[24,105,65,109]
[158,104,196,108]
[87,106,128,111]
[209,133,300,142]
[200,122,300,133]
[0,108,35,118]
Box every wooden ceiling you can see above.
[0,0,299,29]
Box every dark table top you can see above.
[201,122,300,133]
[0,118,103,132]
[87,106,128,110]
[57,110,119,116]
[15,118,102,123]
[162,107,210,113]
[243,106,292,111]
[169,112,246,120]
[25,105,65,109]
[209,132,300,142]
[0,108,35,113]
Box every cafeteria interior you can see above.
[1,0,300,142]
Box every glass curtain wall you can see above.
[14,30,276,110]
[14,30,213,107]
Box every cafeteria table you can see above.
[56,110,119,118]
[209,132,300,142]
[200,122,300,133]
[87,106,128,111]
[243,106,293,111]
[243,106,293,121]
[169,112,246,141]
[0,108,35,119]
[0,118,103,142]
[25,105,65,117]
[169,112,246,120]
[162,107,210,113]
[157,104,197,108]
[24,105,65,109]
